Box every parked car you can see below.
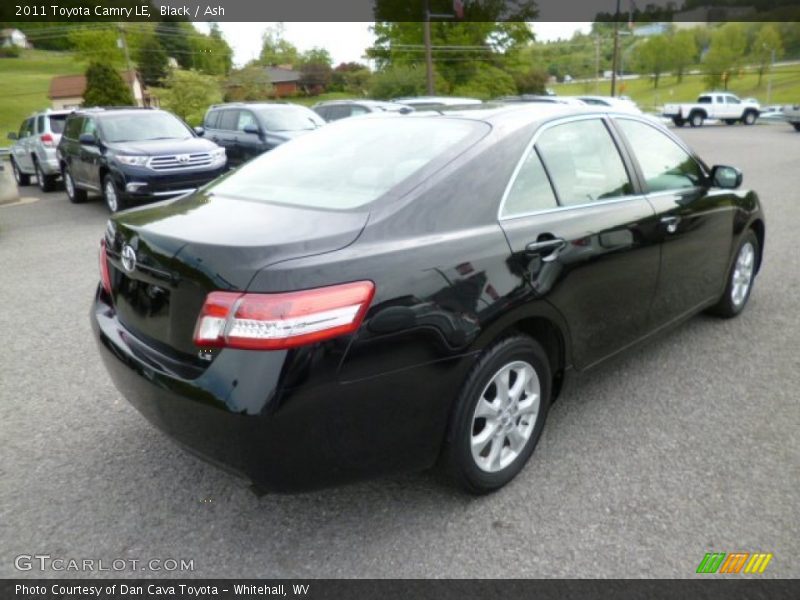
[393,96,482,109]
[312,99,412,122]
[93,105,764,494]
[784,104,800,131]
[58,107,226,212]
[7,109,70,192]
[202,102,325,168]
[575,95,643,114]
[496,95,587,107]
[663,92,760,127]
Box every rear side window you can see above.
[36,115,45,133]
[536,119,632,207]
[210,117,487,210]
[204,110,220,129]
[616,118,704,192]
[502,148,558,217]
[48,114,67,134]
[218,110,239,131]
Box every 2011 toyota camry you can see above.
[92,104,765,493]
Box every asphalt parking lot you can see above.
[0,123,798,579]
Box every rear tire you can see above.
[11,158,30,186]
[742,111,757,125]
[35,159,56,192]
[689,112,705,128]
[792,123,800,132]
[441,335,551,494]
[707,230,759,319]
[63,165,87,203]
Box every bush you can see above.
[0,46,21,58]
[83,62,134,107]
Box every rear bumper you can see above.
[91,289,464,491]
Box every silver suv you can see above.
[7,109,70,192]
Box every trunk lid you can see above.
[106,190,368,359]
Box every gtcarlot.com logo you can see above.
[696,552,773,574]
[14,554,195,572]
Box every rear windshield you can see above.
[48,114,67,134]
[99,112,193,143]
[254,106,325,132]
[209,117,485,210]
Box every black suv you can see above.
[57,108,226,212]
[202,102,324,168]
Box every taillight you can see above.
[99,239,112,295]
[193,281,375,350]
[40,133,54,147]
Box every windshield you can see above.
[100,112,193,143]
[209,117,485,210]
[255,107,325,132]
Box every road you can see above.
[0,123,798,579]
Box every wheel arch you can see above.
[749,218,765,274]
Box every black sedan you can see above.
[92,105,765,493]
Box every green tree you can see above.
[704,23,747,90]
[135,33,169,86]
[224,65,273,101]
[192,23,233,77]
[330,62,373,95]
[751,24,784,86]
[68,28,124,66]
[634,35,672,88]
[259,24,299,66]
[156,20,194,69]
[160,69,221,125]
[83,62,134,107]
[669,29,698,83]
[298,47,333,92]
[369,64,438,99]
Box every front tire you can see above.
[63,165,87,203]
[689,112,705,128]
[708,230,759,318]
[11,158,30,186]
[672,117,685,127]
[792,123,800,132]
[103,175,126,212]
[441,335,551,494]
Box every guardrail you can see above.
[0,147,10,157]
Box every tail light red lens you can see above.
[40,133,54,147]
[99,239,112,295]
[193,281,375,350]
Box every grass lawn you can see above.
[551,63,800,111]
[0,49,85,138]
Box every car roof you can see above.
[393,96,482,106]
[70,107,161,118]
[208,102,307,111]
[314,99,403,108]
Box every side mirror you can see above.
[7,132,17,140]
[243,123,260,136]
[78,133,97,146]
[710,165,742,189]
[194,126,205,136]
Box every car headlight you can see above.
[115,155,149,167]
[210,148,226,163]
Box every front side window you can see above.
[616,118,704,192]
[209,117,486,210]
[18,119,30,138]
[204,110,220,129]
[64,116,84,139]
[237,111,258,132]
[698,96,712,104]
[502,147,558,217]
[254,106,324,131]
[536,119,632,207]
[82,118,97,138]
[726,95,741,104]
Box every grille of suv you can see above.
[148,153,213,171]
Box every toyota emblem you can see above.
[177,154,191,163]
[121,244,137,273]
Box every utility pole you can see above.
[117,24,136,100]
[766,47,776,105]
[594,36,600,94]
[423,0,434,95]
[610,0,621,97]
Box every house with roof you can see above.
[0,28,29,48]
[265,66,302,97]
[48,70,159,110]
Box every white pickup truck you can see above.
[663,92,760,127]
[784,103,800,131]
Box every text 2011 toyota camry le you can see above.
[93,104,765,493]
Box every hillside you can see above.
[0,49,84,138]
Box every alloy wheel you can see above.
[470,360,540,473]
[731,242,755,307]
[12,159,20,183]
[104,179,118,212]
[64,171,74,199]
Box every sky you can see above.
[203,22,592,68]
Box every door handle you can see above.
[525,238,566,262]
[660,215,680,234]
